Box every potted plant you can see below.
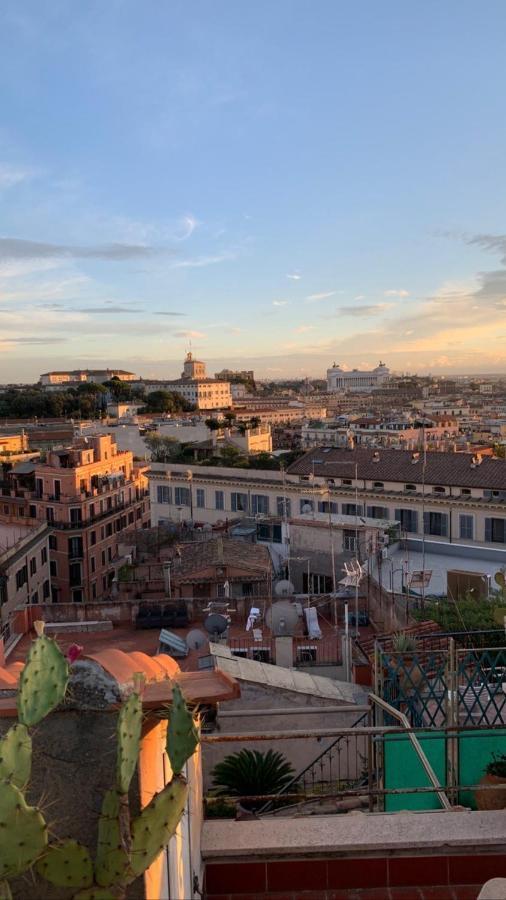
[475,753,506,810]
[389,632,422,694]
[210,748,294,812]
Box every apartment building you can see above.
[39,368,137,386]
[149,447,506,552]
[301,418,459,451]
[3,434,149,603]
[0,524,51,629]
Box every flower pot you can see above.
[475,774,506,810]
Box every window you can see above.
[29,557,37,576]
[343,530,358,552]
[46,507,55,524]
[302,572,332,594]
[72,589,83,603]
[367,506,388,520]
[53,479,61,500]
[251,494,269,515]
[318,500,339,514]
[90,503,95,518]
[91,581,97,600]
[43,580,50,600]
[16,566,28,590]
[299,498,314,514]
[196,488,205,509]
[68,536,83,559]
[174,486,190,506]
[373,481,384,489]
[35,478,43,499]
[342,478,352,486]
[276,496,291,518]
[459,515,474,541]
[91,555,96,574]
[423,511,448,537]
[433,486,446,494]
[157,485,172,504]
[231,492,249,513]
[41,547,47,565]
[342,503,363,516]
[70,507,82,525]
[461,488,471,496]
[29,504,36,518]
[405,483,417,493]
[49,534,57,550]
[101,550,106,566]
[215,490,224,510]
[50,561,57,578]
[485,518,506,544]
[108,547,112,562]
[69,562,81,587]
[395,508,419,533]
[91,530,97,546]
[31,591,38,605]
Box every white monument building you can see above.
[326,361,390,392]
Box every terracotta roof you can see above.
[174,537,272,579]
[0,647,239,716]
[287,447,506,489]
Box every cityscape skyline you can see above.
[1,1,506,380]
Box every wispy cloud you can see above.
[294,325,316,334]
[286,272,301,280]
[154,311,187,316]
[173,329,207,339]
[338,303,394,317]
[0,164,35,190]
[272,300,289,307]
[0,238,169,262]
[0,336,66,345]
[384,288,409,297]
[75,306,144,314]
[305,290,336,303]
[174,214,200,241]
[170,252,234,269]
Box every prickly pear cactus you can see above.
[116,692,142,794]
[167,684,199,775]
[36,840,93,889]
[95,790,130,888]
[0,779,48,878]
[0,881,12,900]
[0,723,31,789]
[17,632,69,727]
[130,775,188,877]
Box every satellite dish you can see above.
[266,601,299,636]
[204,614,228,637]
[301,503,313,514]
[186,629,208,651]
[275,579,295,597]
[202,523,213,532]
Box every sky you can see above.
[1,0,506,382]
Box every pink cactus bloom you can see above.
[67,643,84,664]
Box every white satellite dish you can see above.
[275,579,295,597]
[301,503,313,514]
[266,601,299,636]
[186,629,208,651]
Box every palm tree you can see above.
[211,749,294,810]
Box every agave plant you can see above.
[391,631,417,654]
[211,749,294,809]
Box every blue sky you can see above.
[1,0,506,381]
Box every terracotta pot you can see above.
[475,773,506,810]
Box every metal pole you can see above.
[354,462,359,636]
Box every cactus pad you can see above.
[130,775,188,877]
[0,724,31,789]
[95,790,130,887]
[167,684,199,775]
[36,839,93,889]
[17,634,69,727]
[116,692,142,793]
[0,779,48,878]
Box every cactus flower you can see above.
[66,643,83,664]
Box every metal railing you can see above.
[202,721,506,818]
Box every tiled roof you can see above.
[175,537,272,578]
[286,447,506,489]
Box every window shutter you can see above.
[367,506,374,517]
[485,518,492,542]
[441,514,448,537]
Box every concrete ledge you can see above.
[202,810,506,860]
[45,620,113,633]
